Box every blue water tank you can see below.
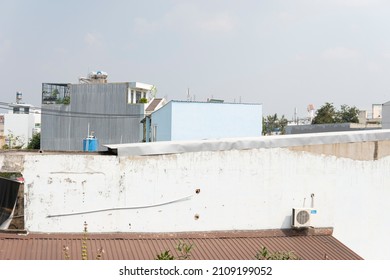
[83,137,98,152]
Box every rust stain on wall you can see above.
[288,140,390,161]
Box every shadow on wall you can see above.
[0,173,24,230]
[281,215,292,229]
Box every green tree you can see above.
[27,133,40,149]
[263,114,288,135]
[278,115,288,134]
[311,102,336,124]
[312,103,360,124]
[335,104,359,123]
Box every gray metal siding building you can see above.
[41,83,145,151]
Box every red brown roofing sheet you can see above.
[0,228,363,260]
[146,98,163,112]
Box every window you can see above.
[136,91,142,103]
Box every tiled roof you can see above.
[0,228,362,260]
[146,98,164,112]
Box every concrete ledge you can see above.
[105,129,390,156]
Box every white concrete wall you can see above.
[15,145,390,259]
[4,114,35,148]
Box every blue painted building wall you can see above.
[151,101,262,141]
[150,101,172,141]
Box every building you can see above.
[2,92,41,149]
[0,116,5,148]
[358,103,382,125]
[148,100,262,142]
[41,73,157,151]
[382,101,390,129]
[286,122,381,134]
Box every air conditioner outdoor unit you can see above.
[292,208,311,228]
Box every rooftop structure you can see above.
[149,100,262,142]
[41,74,157,151]
[2,92,41,148]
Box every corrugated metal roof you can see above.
[0,228,362,260]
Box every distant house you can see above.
[382,101,390,129]
[0,116,4,148]
[41,72,159,151]
[2,93,41,149]
[286,122,381,134]
[147,100,262,142]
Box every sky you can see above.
[1,0,390,119]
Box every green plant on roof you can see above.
[139,97,148,104]
[255,246,299,260]
[81,221,88,260]
[155,250,175,260]
[155,240,194,260]
[176,240,193,260]
[62,221,104,260]
[62,95,70,105]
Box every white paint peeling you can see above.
[1,145,389,259]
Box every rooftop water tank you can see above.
[16,92,22,104]
[83,136,98,152]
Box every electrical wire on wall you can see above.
[46,194,194,218]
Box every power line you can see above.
[0,102,146,119]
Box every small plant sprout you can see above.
[62,246,70,260]
[255,246,299,260]
[176,240,194,260]
[155,250,175,260]
[155,240,194,260]
[81,221,89,260]
[62,222,104,260]
[96,247,105,260]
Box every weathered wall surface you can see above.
[288,140,390,161]
[41,83,144,151]
[1,139,390,259]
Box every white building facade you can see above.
[3,103,41,148]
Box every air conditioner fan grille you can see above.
[296,210,310,224]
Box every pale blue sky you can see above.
[1,0,390,118]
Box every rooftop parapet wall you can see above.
[105,129,390,158]
[288,140,390,161]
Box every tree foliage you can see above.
[263,114,288,135]
[312,103,359,124]
[335,104,360,123]
[27,133,40,149]
[2,130,25,149]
